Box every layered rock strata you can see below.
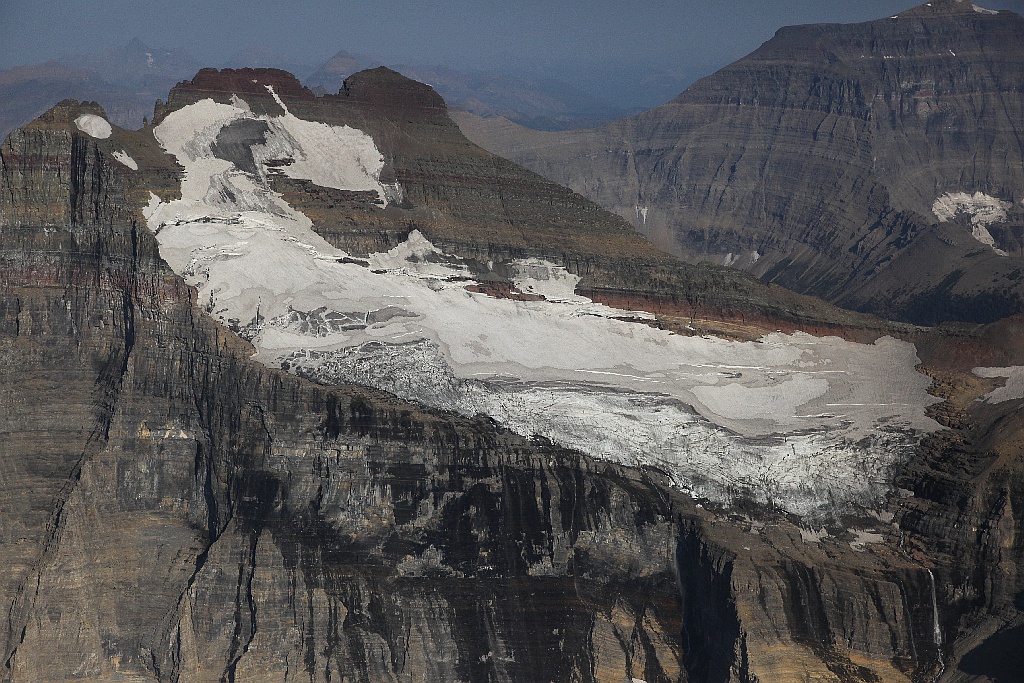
[0,68,1021,682]
[456,0,1024,325]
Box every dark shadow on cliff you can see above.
[958,622,1024,682]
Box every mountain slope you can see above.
[1,67,1023,682]
[456,0,1024,325]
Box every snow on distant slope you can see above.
[973,366,1024,403]
[144,92,941,519]
[932,191,1011,255]
[74,114,112,139]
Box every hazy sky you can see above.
[2,0,1023,96]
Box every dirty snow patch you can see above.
[693,375,828,425]
[973,366,1024,403]
[801,527,829,544]
[74,114,112,139]
[932,191,1011,255]
[112,150,138,170]
[973,4,999,13]
[511,259,608,306]
[849,530,885,552]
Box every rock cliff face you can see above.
[0,67,1022,683]
[456,0,1024,325]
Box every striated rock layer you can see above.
[0,68,1022,682]
[456,0,1024,325]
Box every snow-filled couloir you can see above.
[144,91,941,520]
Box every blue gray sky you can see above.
[2,0,1023,106]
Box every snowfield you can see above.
[74,114,112,139]
[973,366,1024,403]
[144,93,941,519]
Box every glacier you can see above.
[143,92,942,519]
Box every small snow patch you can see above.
[973,366,1024,403]
[849,530,885,552]
[932,191,1011,255]
[112,150,138,170]
[74,114,112,139]
[801,527,828,544]
[973,4,999,13]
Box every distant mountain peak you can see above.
[327,49,357,62]
[124,37,151,53]
[175,67,315,100]
[896,0,1002,17]
[304,49,366,94]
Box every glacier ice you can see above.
[143,94,943,519]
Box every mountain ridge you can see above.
[0,62,1022,682]
[456,3,1024,325]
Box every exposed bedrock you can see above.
[0,82,1021,681]
[455,1,1024,325]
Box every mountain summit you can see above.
[457,3,1024,325]
[897,0,1003,16]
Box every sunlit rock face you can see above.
[146,89,940,520]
